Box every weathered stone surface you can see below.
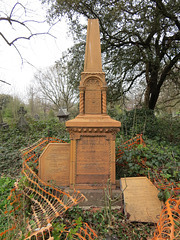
[39,143,70,186]
[76,136,109,185]
[85,90,101,114]
[65,189,123,208]
[84,19,102,72]
[66,19,121,189]
[17,106,28,131]
[120,177,163,223]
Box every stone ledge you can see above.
[64,188,123,208]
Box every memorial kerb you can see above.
[39,143,70,186]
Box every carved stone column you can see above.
[102,87,107,114]
[79,87,85,114]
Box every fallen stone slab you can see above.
[120,177,163,222]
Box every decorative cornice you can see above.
[81,72,105,76]
[67,127,119,135]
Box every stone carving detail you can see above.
[81,72,105,84]
[109,140,112,181]
[79,91,84,114]
[68,127,119,134]
[85,79,101,88]
[102,91,107,114]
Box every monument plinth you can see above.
[66,19,121,190]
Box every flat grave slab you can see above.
[120,177,163,222]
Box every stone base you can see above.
[66,115,120,190]
[65,182,122,208]
[72,183,116,190]
[78,189,122,208]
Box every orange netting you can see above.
[152,198,180,240]
[149,171,180,198]
[56,222,98,239]
[117,134,146,158]
[0,137,97,240]
[116,134,147,168]
[25,224,53,240]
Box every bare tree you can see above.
[34,59,76,111]
[0,1,54,63]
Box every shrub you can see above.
[111,108,180,143]
[0,119,69,176]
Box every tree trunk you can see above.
[148,88,160,110]
[144,85,150,108]
[144,59,162,110]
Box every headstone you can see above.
[0,105,9,129]
[120,177,163,222]
[17,106,28,131]
[34,114,40,121]
[39,143,70,186]
[0,106,3,124]
[66,19,121,189]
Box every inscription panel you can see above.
[76,136,109,184]
[39,143,70,186]
[85,91,101,114]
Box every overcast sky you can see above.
[0,0,73,101]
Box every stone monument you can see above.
[17,106,28,131]
[0,102,9,129]
[66,19,121,190]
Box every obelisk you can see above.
[66,19,121,189]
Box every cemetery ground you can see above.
[0,109,179,239]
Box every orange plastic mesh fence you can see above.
[4,188,21,214]
[56,222,98,239]
[149,171,180,198]
[116,134,147,169]
[152,198,180,240]
[117,134,146,158]
[0,137,97,240]
[25,224,53,240]
[22,161,86,231]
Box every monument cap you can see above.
[84,19,102,72]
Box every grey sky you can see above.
[0,0,73,100]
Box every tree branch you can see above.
[158,52,180,89]
[154,0,180,30]
[0,80,11,85]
